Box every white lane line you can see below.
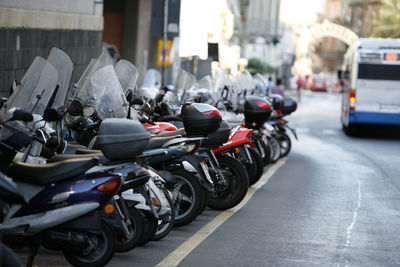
[345,178,362,247]
[156,158,287,267]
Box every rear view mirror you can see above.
[141,102,153,115]
[11,109,33,122]
[125,89,133,104]
[155,92,165,104]
[43,108,63,122]
[131,98,144,105]
[69,100,84,116]
[0,97,7,109]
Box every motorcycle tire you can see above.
[269,136,281,163]
[137,211,158,246]
[207,155,249,210]
[63,220,115,267]
[261,139,272,166]
[115,205,145,253]
[152,189,176,241]
[278,131,291,157]
[248,147,264,186]
[243,149,257,185]
[199,185,209,214]
[169,168,205,227]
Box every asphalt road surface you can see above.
[16,91,400,266]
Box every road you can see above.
[17,91,400,266]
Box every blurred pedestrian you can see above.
[273,78,285,97]
[267,77,275,96]
[296,76,303,101]
[296,76,304,90]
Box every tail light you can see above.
[172,140,201,153]
[97,178,122,194]
[126,167,150,181]
[349,89,356,111]
[255,101,271,109]
[202,110,220,116]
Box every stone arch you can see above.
[292,21,359,76]
[309,21,359,46]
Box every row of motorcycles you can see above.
[0,47,297,266]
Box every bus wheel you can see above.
[343,124,357,136]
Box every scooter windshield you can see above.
[89,65,128,119]
[115,59,138,94]
[253,73,269,96]
[170,70,196,106]
[46,47,73,110]
[139,69,161,100]
[3,56,58,117]
[186,75,214,104]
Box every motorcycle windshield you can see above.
[212,69,230,110]
[90,65,128,119]
[186,75,214,104]
[73,59,106,106]
[46,47,73,110]
[3,56,58,118]
[139,69,161,100]
[115,59,138,94]
[237,70,256,93]
[170,70,196,105]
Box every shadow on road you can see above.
[347,125,400,140]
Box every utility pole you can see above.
[161,0,169,87]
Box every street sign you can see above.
[157,39,172,66]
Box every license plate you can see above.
[380,104,400,112]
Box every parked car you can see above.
[309,76,327,92]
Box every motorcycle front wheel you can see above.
[247,147,264,185]
[169,168,205,227]
[63,220,115,267]
[137,211,158,246]
[269,136,281,163]
[152,188,176,241]
[115,205,145,253]
[207,155,249,210]
[277,131,291,157]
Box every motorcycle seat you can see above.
[75,149,102,154]
[47,153,107,164]
[146,136,178,149]
[7,158,98,185]
[156,128,185,137]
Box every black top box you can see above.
[244,95,272,124]
[96,118,151,160]
[282,97,298,115]
[270,94,284,111]
[182,103,222,137]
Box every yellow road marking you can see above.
[156,158,287,267]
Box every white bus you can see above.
[340,38,400,134]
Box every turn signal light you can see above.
[104,204,114,214]
[97,179,121,194]
[151,197,161,207]
[126,168,150,181]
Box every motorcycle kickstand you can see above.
[26,242,39,267]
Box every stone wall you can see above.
[0,4,103,97]
[0,28,102,96]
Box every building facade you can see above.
[0,0,103,97]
